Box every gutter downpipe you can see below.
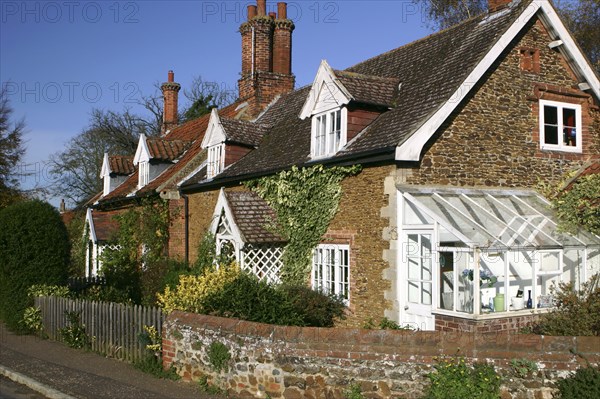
[183,193,189,265]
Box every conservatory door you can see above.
[401,232,435,330]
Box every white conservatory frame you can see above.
[396,186,600,326]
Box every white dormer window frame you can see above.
[138,161,149,188]
[311,107,348,158]
[207,143,225,179]
[133,134,151,189]
[100,152,112,197]
[300,60,353,160]
[539,99,582,153]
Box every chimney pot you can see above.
[248,5,257,20]
[277,2,287,19]
[268,11,276,19]
[168,70,174,82]
[257,0,266,16]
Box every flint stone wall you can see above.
[163,311,600,399]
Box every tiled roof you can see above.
[96,101,246,205]
[91,210,121,242]
[146,139,191,161]
[221,118,268,147]
[226,191,286,243]
[180,2,529,186]
[334,70,400,107]
[109,156,135,175]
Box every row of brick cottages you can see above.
[82,0,600,331]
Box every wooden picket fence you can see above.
[35,296,164,363]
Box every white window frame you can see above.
[103,175,111,196]
[311,107,347,158]
[138,161,149,188]
[312,244,350,304]
[207,143,225,179]
[539,99,582,153]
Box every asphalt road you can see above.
[0,376,47,399]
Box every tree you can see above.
[49,108,153,205]
[181,75,237,122]
[414,0,599,71]
[416,0,486,30]
[50,76,236,205]
[555,0,600,70]
[0,86,26,209]
[0,200,69,332]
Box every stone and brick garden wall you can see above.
[163,311,600,399]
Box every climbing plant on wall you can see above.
[540,170,600,236]
[100,198,172,304]
[245,164,361,285]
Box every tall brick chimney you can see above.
[238,1,295,117]
[488,0,512,12]
[161,70,181,135]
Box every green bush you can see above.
[532,274,600,336]
[555,365,600,399]
[98,244,142,304]
[60,310,90,349]
[425,357,501,399]
[280,284,346,327]
[0,200,69,331]
[157,264,241,314]
[202,272,346,327]
[140,258,188,307]
[202,272,303,326]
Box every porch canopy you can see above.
[399,186,600,316]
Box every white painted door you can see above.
[401,232,435,330]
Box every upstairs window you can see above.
[311,108,347,158]
[207,143,224,179]
[539,100,582,153]
[138,161,149,188]
[312,244,350,303]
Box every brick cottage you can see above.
[84,0,600,332]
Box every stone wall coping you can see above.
[166,311,600,357]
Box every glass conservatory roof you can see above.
[400,186,600,251]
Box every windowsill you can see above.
[432,307,553,321]
[309,153,339,161]
[540,145,582,154]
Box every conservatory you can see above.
[397,186,600,329]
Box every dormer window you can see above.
[138,161,149,188]
[539,100,582,153]
[207,143,224,179]
[312,108,347,158]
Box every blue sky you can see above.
[1,0,431,203]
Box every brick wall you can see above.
[225,144,253,167]
[186,190,220,263]
[326,165,396,327]
[347,106,382,142]
[167,198,186,260]
[163,311,600,399]
[186,185,247,263]
[435,313,541,333]
[407,18,600,187]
